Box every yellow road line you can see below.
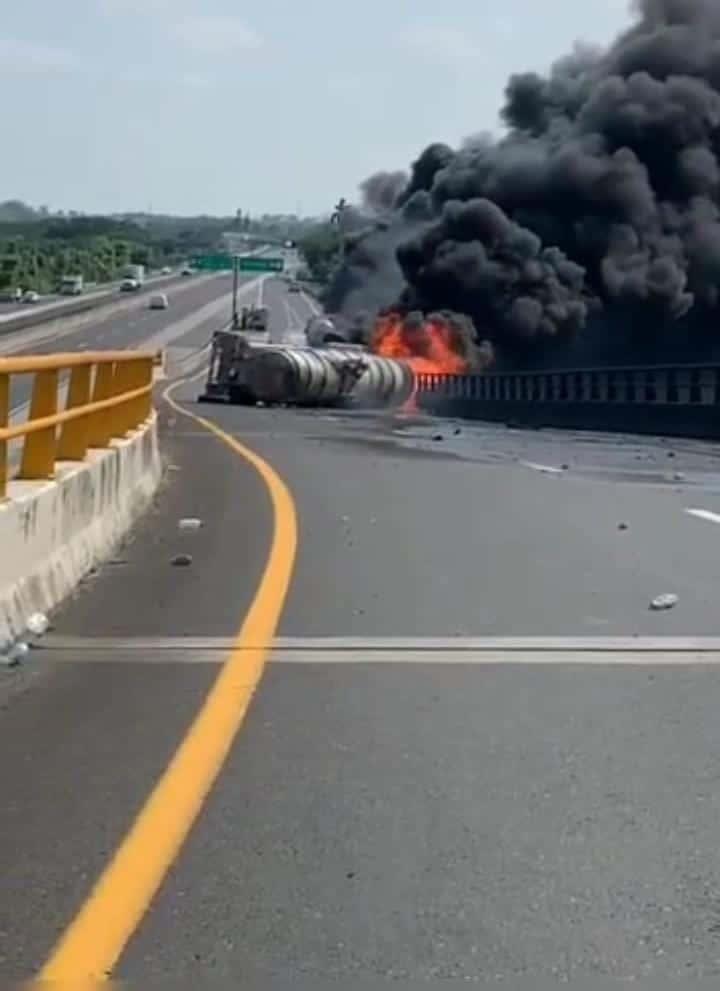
[37,374,298,983]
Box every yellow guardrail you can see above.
[0,351,154,500]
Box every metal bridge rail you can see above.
[0,351,154,499]
[415,363,720,405]
[415,363,720,439]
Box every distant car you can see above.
[148,292,169,310]
[21,290,39,303]
[0,287,22,302]
[246,305,268,331]
[180,267,193,276]
[161,266,172,275]
[120,278,139,291]
[287,282,301,293]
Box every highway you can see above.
[3,271,265,418]
[0,271,183,320]
[3,275,720,984]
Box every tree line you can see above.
[0,202,324,293]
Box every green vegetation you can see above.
[0,200,322,292]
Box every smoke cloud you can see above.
[360,171,408,213]
[329,0,720,366]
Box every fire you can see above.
[370,311,471,412]
[370,312,470,375]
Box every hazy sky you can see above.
[1,0,635,217]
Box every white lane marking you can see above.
[521,461,565,474]
[37,636,720,665]
[685,508,720,525]
[300,291,320,315]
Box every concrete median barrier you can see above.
[0,413,161,649]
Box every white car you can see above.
[120,278,139,291]
[161,266,172,275]
[21,290,39,303]
[149,292,169,310]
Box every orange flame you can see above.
[370,312,470,412]
[370,312,470,375]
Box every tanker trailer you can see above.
[298,344,414,409]
[240,347,368,406]
[347,353,415,408]
[199,328,256,404]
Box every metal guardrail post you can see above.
[19,369,59,480]
[0,372,8,498]
[57,365,92,461]
[111,361,137,436]
[87,363,116,447]
[699,368,716,404]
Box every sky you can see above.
[0,0,636,217]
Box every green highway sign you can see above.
[190,253,233,271]
[238,256,284,273]
[190,254,285,273]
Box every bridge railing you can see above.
[0,351,155,499]
[415,363,720,438]
[416,364,720,405]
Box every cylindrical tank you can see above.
[286,345,414,408]
[243,348,366,406]
[240,345,414,408]
[351,354,415,408]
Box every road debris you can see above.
[171,554,193,567]
[178,518,203,531]
[650,593,678,611]
[26,612,49,636]
[1,641,29,667]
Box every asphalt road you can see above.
[3,279,720,984]
[0,271,181,319]
[5,271,263,415]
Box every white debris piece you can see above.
[650,593,679,611]
[1,641,30,666]
[26,612,49,636]
[178,518,203,531]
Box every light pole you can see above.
[331,197,347,261]
[231,255,240,329]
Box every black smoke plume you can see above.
[329,0,720,367]
[360,171,408,213]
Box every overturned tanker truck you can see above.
[198,327,413,409]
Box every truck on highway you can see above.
[240,305,269,332]
[59,274,83,296]
[121,264,145,286]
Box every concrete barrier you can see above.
[0,413,161,648]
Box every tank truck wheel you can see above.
[228,386,255,406]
